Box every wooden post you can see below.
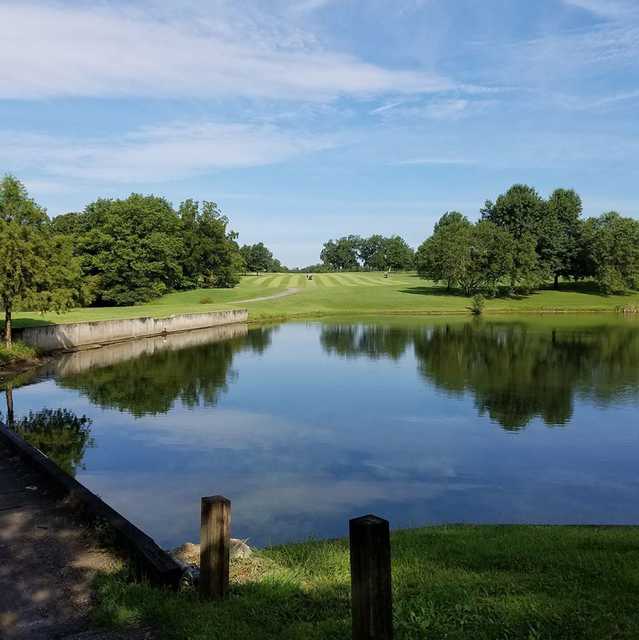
[6,385,14,427]
[200,495,231,600]
[349,514,393,640]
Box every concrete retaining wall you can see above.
[47,323,248,377]
[17,309,248,352]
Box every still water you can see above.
[6,316,639,548]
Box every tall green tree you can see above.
[240,242,278,274]
[320,235,362,271]
[541,189,584,288]
[416,212,540,295]
[415,212,472,290]
[382,235,414,270]
[72,194,185,305]
[359,234,386,270]
[178,200,242,288]
[481,184,547,240]
[359,235,414,271]
[0,176,82,347]
[581,212,639,294]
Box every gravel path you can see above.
[233,287,301,304]
[0,437,151,640]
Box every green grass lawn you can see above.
[11,272,639,328]
[94,524,639,640]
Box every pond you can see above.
[5,316,639,548]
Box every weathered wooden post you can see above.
[349,514,393,640]
[200,495,231,600]
[5,385,14,427]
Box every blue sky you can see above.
[1,0,638,266]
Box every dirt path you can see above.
[233,287,301,304]
[0,437,151,640]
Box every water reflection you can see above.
[7,317,639,547]
[12,409,93,476]
[53,324,276,416]
[320,324,411,360]
[320,320,639,429]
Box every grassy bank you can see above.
[94,524,639,640]
[0,341,39,367]
[10,273,639,328]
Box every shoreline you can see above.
[0,353,50,383]
[2,306,638,382]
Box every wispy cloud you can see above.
[562,0,639,18]
[290,0,341,14]
[371,97,493,121]
[0,2,454,101]
[0,122,334,182]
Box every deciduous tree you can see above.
[0,176,81,347]
[320,235,362,271]
[581,212,639,294]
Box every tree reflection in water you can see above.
[10,409,93,476]
[320,320,639,430]
[57,326,277,417]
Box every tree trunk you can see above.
[5,385,14,427]
[4,305,11,349]
[554,274,559,290]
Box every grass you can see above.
[93,524,639,640]
[0,341,40,366]
[10,272,639,328]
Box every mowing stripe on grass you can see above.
[322,274,344,287]
[292,275,310,288]
[351,274,380,286]
[268,275,287,288]
[314,274,332,287]
[339,274,367,287]
[257,275,279,288]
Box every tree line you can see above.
[416,184,639,296]
[0,175,284,346]
[3,175,639,347]
[319,234,415,271]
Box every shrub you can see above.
[470,294,486,315]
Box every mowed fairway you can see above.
[13,272,639,327]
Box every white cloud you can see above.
[0,2,453,100]
[0,122,334,182]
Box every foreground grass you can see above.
[10,272,639,328]
[94,525,639,640]
[0,341,39,366]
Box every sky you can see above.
[1,0,638,267]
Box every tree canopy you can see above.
[240,242,285,274]
[419,184,639,296]
[321,234,414,271]
[581,212,639,294]
[54,193,245,306]
[0,176,82,346]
